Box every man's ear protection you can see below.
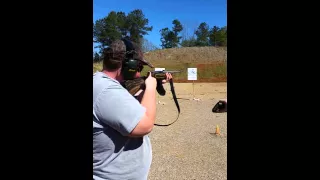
[122,59,139,80]
[121,38,141,80]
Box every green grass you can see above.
[197,63,227,79]
[93,62,103,73]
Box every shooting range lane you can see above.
[148,83,227,180]
[158,82,227,101]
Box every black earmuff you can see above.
[121,38,140,80]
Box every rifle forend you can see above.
[150,70,181,80]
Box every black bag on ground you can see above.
[212,100,227,113]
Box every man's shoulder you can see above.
[93,72,116,82]
[93,72,122,89]
[93,72,126,102]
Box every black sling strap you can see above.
[154,79,180,126]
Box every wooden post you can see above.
[192,80,195,99]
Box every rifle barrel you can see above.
[162,70,180,73]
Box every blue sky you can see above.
[93,0,227,52]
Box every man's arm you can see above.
[94,79,157,137]
[129,86,156,137]
[94,84,148,137]
[129,72,172,137]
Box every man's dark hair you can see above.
[102,40,126,71]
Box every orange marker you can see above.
[215,125,220,135]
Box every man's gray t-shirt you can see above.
[93,72,152,180]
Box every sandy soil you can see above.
[148,83,227,180]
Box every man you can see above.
[93,39,172,180]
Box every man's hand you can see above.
[145,72,157,90]
[162,73,173,84]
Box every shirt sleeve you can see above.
[94,83,146,136]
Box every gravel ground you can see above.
[147,83,227,180]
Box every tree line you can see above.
[93,9,227,62]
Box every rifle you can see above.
[121,70,181,126]
[122,70,180,96]
[150,70,181,79]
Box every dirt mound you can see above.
[144,46,227,65]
